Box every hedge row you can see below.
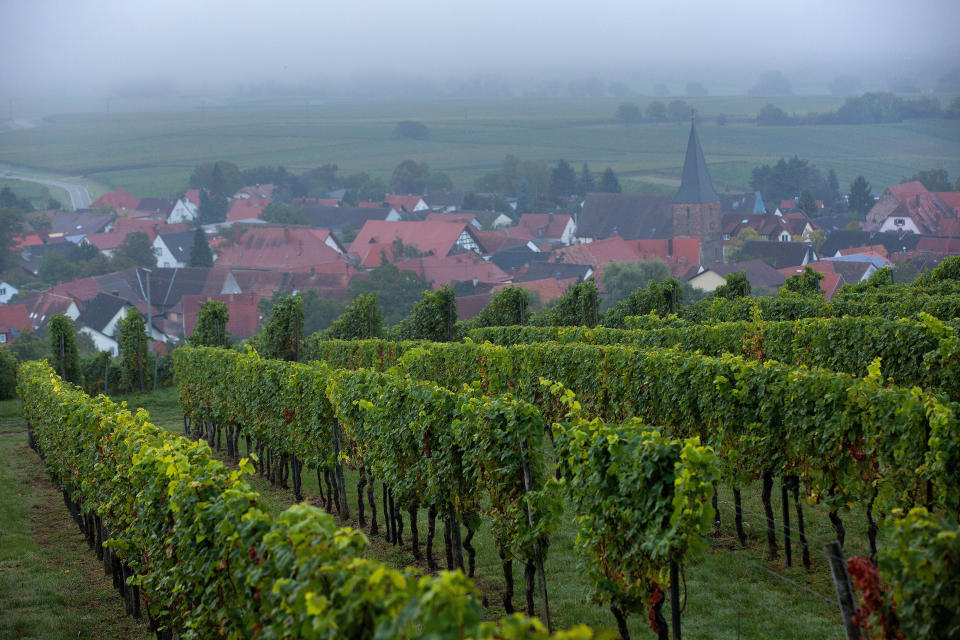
[307,339,960,517]
[469,315,960,401]
[19,360,591,640]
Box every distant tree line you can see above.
[614,99,696,126]
[757,93,960,126]
[750,156,843,213]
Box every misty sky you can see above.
[2,0,959,96]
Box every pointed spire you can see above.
[674,119,719,204]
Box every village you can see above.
[2,120,958,353]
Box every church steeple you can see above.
[674,117,719,204]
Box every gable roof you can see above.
[349,221,484,263]
[392,253,511,288]
[887,181,928,200]
[301,205,393,231]
[578,193,673,240]
[76,293,129,333]
[936,192,960,214]
[17,291,77,331]
[488,245,550,272]
[45,211,114,236]
[227,198,269,223]
[720,192,765,215]
[0,304,31,335]
[215,227,345,270]
[502,277,576,304]
[181,293,261,340]
[229,264,354,301]
[184,189,201,207]
[92,190,139,212]
[707,259,786,288]
[136,198,177,216]
[515,213,572,239]
[85,219,188,251]
[384,195,427,212]
[739,240,816,269]
[516,262,592,283]
[550,236,643,267]
[156,230,197,264]
[422,191,465,211]
[674,120,719,204]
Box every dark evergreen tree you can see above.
[549,160,577,198]
[577,163,596,196]
[848,176,875,215]
[598,168,622,193]
[189,227,214,267]
[797,189,818,217]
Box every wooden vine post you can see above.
[519,440,551,632]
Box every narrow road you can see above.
[5,173,93,209]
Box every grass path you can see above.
[0,399,148,640]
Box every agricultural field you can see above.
[0,96,958,199]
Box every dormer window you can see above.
[894,218,905,226]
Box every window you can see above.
[0,333,6,344]
[894,219,905,226]
[0,287,5,296]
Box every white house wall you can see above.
[0,282,19,304]
[168,199,197,223]
[879,216,921,234]
[80,327,119,356]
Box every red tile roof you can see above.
[838,245,888,258]
[91,190,140,212]
[777,263,843,300]
[936,192,960,214]
[85,220,188,251]
[515,213,572,240]
[350,221,482,264]
[226,198,270,223]
[916,237,960,255]
[229,264,354,301]
[50,277,102,303]
[455,293,494,321]
[498,277,576,304]
[384,195,426,212]
[214,227,345,270]
[0,304,31,334]
[888,181,928,200]
[294,197,341,208]
[184,189,201,207]
[17,292,76,330]
[181,293,261,340]
[550,236,643,267]
[425,212,477,225]
[473,229,536,254]
[393,253,511,289]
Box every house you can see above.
[226,198,270,224]
[514,213,576,245]
[235,184,275,200]
[384,195,429,214]
[487,245,551,273]
[153,231,197,268]
[0,281,19,304]
[167,196,197,223]
[425,211,513,230]
[722,211,814,247]
[181,293,261,341]
[84,219,188,257]
[45,211,114,241]
[91,190,139,213]
[135,198,178,219]
[0,304,31,344]
[392,253,512,289]
[17,291,80,333]
[301,205,399,232]
[688,259,786,293]
[720,192,766,215]
[349,221,486,266]
[865,181,959,235]
[738,241,817,269]
[550,236,644,267]
[214,227,346,271]
[577,193,674,242]
[422,191,466,212]
[76,293,131,354]
[515,262,593,283]
[229,264,354,302]
[18,241,74,276]
[819,258,880,284]
[497,278,577,305]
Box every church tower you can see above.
[673,118,723,265]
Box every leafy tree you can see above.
[600,278,687,328]
[750,156,830,206]
[600,259,672,309]
[645,101,667,121]
[797,189,818,216]
[425,172,453,192]
[393,285,457,341]
[549,160,577,198]
[779,266,823,297]
[517,161,551,202]
[327,293,381,340]
[535,279,600,327]
[465,286,529,328]
[48,313,82,385]
[748,70,793,96]
[848,176,875,215]
[726,227,763,262]
[198,188,229,224]
[757,104,791,125]
[597,168,622,193]
[712,271,751,299]
[615,102,641,127]
[0,187,34,212]
[347,263,431,325]
[115,231,157,268]
[188,300,230,347]
[339,223,358,244]
[189,227,214,267]
[576,163,596,197]
[298,290,344,335]
[667,99,692,122]
[394,120,429,140]
[260,293,303,361]
[117,307,150,392]
[38,251,75,285]
[190,161,242,198]
[903,169,952,192]
[261,202,308,225]
[0,207,24,273]
[5,329,47,362]
[299,164,340,196]
[390,159,430,195]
